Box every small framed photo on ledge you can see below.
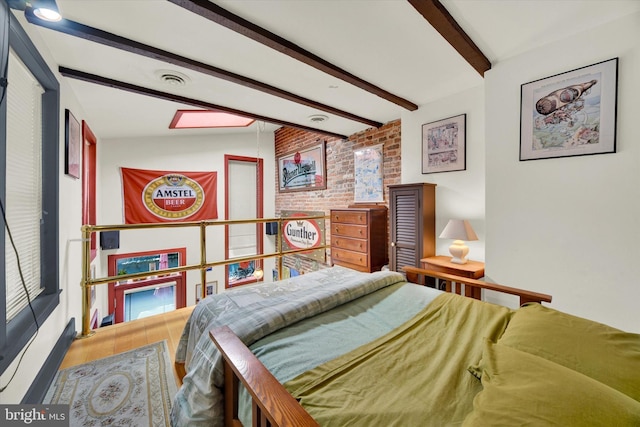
[422,114,466,174]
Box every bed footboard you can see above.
[402,266,552,305]
[209,325,320,427]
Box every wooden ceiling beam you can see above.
[168,0,419,111]
[23,7,382,129]
[58,67,349,140]
[408,0,491,76]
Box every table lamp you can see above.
[439,219,478,264]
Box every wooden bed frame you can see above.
[209,266,552,427]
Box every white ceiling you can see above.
[14,0,640,140]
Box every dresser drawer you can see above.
[332,223,367,239]
[331,210,368,225]
[332,236,366,253]
[331,248,368,268]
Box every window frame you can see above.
[0,7,60,376]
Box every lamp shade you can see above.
[439,219,478,264]
[439,219,478,241]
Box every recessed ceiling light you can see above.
[309,114,329,123]
[155,70,190,87]
[169,110,255,129]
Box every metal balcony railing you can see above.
[80,215,328,338]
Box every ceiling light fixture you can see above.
[31,0,62,22]
[308,114,329,123]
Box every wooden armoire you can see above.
[388,183,436,272]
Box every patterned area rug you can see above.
[44,340,176,427]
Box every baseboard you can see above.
[21,318,76,403]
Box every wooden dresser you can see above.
[330,206,388,272]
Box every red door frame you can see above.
[82,121,97,261]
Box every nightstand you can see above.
[421,255,485,298]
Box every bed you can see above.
[171,265,640,427]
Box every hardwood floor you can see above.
[60,306,195,386]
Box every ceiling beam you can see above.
[23,8,382,129]
[408,0,491,76]
[168,0,419,111]
[58,67,349,140]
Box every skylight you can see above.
[169,110,255,129]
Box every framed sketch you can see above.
[278,141,326,192]
[422,114,466,174]
[520,58,618,161]
[65,109,81,179]
[354,143,384,203]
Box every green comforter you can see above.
[171,266,408,427]
[285,293,513,427]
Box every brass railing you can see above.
[80,215,329,338]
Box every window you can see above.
[0,6,60,376]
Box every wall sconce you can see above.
[439,219,478,264]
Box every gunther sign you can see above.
[281,210,326,262]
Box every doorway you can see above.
[224,155,264,288]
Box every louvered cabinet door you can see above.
[389,183,436,272]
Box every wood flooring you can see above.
[59,306,195,387]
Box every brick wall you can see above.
[274,120,402,273]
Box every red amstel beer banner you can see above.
[121,167,218,224]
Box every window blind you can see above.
[5,48,44,321]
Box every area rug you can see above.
[43,340,176,427]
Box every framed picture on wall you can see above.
[195,281,217,303]
[520,58,618,161]
[278,141,326,192]
[421,114,466,174]
[65,109,81,179]
[354,143,384,203]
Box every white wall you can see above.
[97,132,276,311]
[485,12,640,332]
[401,85,486,260]
[0,14,86,403]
